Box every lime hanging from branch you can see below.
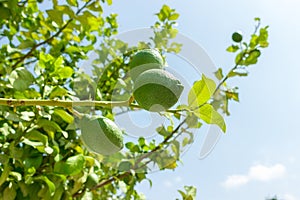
[133,69,184,112]
[232,31,243,43]
[129,49,164,81]
[80,115,124,155]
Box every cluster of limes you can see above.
[130,49,184,112]
[80,49,184,155]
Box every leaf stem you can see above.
[213,65,238,95]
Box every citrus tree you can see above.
[0,0,269,199]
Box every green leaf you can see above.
[5,111,20,122]
[225,91,239,102]
[107,0,113,5]
[24,156,43,170]
[186,114,201,128]
[38,52,54,67]
[184,186,197,199]
[171,140,180,158]
[244,49,261,65]
[9,68,34,91]
[188,75,216,108]
[54,154,85,176]
[37,118,63,139]
[156,126,171,137]
[235,49,261,66]
[46,9,63,26]
[138,137,146,147]
[87,1,102,12]
[35,176,56,196]
[125,142,135,150]
[250,34,259,48]
[228,70,248,77]
[56,67,73,79]
[54,5,75,18]
[0,6,11,20]
[226,45,239,53]
[214,68,224,80]
[194,104,226,132]
[53,109,74,124]
[9,171,22,181]
[22,139,44,148]
[25,129,48,146]
[169,13,179,20]
[177,186,197,200]
[118,161,132,172]
[66,0,77,6]
[125,142,141,153]
[0,165,11,187]
[49,86,68,99]
[250,26,269,48]
[258,26,269,48]
[18,40,36,49]
[156,4,171,22]
[235,51,244,65]
[3,183,17,200]
[0,154,9,165]
[53,56,64,70]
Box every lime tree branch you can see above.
[213,48,260,96]
[214,20,264,95]
[0,98,130,108]
[10,0,95,69]
[134,119,186,169]
[213,58,241,95]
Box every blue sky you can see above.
[104,0,300,199]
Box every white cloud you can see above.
[221,175,249,189]
[221,163,286,189]
[248,164,286,181]
[283,194,297,200]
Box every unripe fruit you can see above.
[133,69,184,112]
[80,116,123,155]
[232,31,243,43]
[129,49,164,81]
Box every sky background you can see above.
[103,0,300,200]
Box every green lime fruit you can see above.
[85,173,99,189]
[80,116,123,155]
[133,69,184,112]
[129,49,164,81]
[232,31,243,43]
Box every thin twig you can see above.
[213,64,239,96]
[213,48,258,96]
[90,172,130,191]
